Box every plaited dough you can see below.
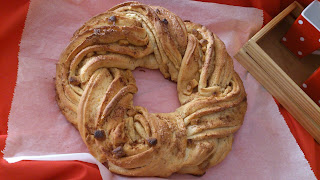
[56,1,247,177]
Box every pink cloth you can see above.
[3,0,316,179]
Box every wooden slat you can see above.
[251,2,298,42]
[234,49,320,143]
[234,1,320,143]
[256,15,320,85]
[291,1,304,18]
[245,41,320,125]
[235,1,320,142]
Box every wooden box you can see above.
[234,1,320,143]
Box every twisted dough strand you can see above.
[56,1,247,177]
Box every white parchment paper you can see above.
[4,0,316,179]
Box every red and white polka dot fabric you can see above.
[302,67,320,106]
[282,0,320,107]
[282,0,320,58]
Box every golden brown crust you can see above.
[55,1,247,177]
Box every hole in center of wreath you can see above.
[132,67,180,113]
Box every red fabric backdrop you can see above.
[0,0,319,179]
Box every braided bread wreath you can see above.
[55,1,247,177]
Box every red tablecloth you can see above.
[0,0,319,179]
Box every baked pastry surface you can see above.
[56,1,247,177]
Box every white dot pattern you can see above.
[302,83,307,88]
[298,20,303,24]
[282,37,287,41]
[318,100,320,104]
[300,37,304,41]
[319,39,320,42]
[298,51,303,55]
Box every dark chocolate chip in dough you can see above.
[94,130,106,140]
[147,138,158,146]
[69,76,80,86]
[162,18,168,25]
[109,16,116,22]
[112,146,126,158]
